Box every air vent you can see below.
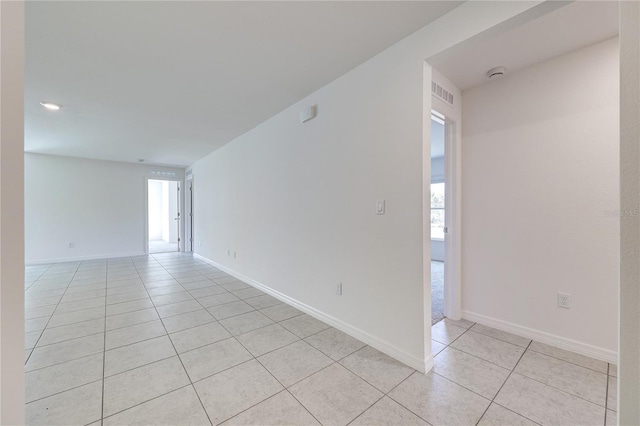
[151,170,178,177]
[431,81,454,107]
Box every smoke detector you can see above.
[487,66,506,79]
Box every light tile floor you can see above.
[24,253,617,425]
[149,240,179,254]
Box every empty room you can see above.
[1,1,639,425]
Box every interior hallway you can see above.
[149,240,179,254]
[431,260,444,325]
[24,253,616,425]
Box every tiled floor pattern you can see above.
[24,253,617,425]
[149,240,179,254]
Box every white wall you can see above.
[25,153,184,263]
[0,1,25,423]
[461,38,619,360]
[190,1,552,371]
[619,2,640,422]
[148,180,164,240]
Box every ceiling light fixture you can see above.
[40,101,62,110]
[138,159,145,163]
[486,67,506,79]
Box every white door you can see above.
[185,177,193,252]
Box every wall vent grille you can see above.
[151,170,178,177]
[431,81,454,106]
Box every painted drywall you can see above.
[619,2,640,422]
[25,153,184,263]
[190,1,554,370]
[461,38,619,359]
[0,1,25,423]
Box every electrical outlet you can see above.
[68,242,74,249]
[234,251,237,258]
[336,282,342,295]
[558,292,571,309]
[227,249,230,256]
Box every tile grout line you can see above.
[29,256,382,424]
[183,318,337,387]
[466,324,609,375]
[24,262,55,292]
[227,335,386,425]
[25,378,104,407]
[226,332,325,426]
[157,256,246,426]
[525,347,610,375]
[26,262,84,366]
[132,256,215,426]
[604,363,610,426]
[474,340,539,426]
[171,267,362,425]
[439,326,610,402]
[383,371,437,425]
[100,383,196,422]
[100,259,115,424]
[440,343,521,372]
[31,291,310,364]
[32,255,594,426]
[507,371,610,410]
[432,324,535,425]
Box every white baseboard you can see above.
[194,253,430,373]
[462,309,617,364]
[26,251,148,265]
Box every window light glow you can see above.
[40,102,62,110]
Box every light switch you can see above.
[376,200,385,215]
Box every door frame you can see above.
[441,112,461,320]
[144,176,184,254]
[427,108,461,322]
[185,175,194,253]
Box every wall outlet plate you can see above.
[558,292,571,308]
[336,282,343,295]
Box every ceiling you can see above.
[431,1,619,91]
[25,1,462,168]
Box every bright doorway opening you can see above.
[430,111,446,324]
[148,179,180,253]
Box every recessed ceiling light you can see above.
[40,101,62,110]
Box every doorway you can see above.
[430,111,447,324]
[185,175,193,252]
[147,179,181,254]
